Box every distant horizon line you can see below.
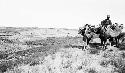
[0,27,78,30]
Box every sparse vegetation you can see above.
[1,27,125,73]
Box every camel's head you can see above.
[119,24,124,29]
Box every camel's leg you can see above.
[86,37,90,45]
[115,37,118,47]
[82,37,86,50]
[100,38,104,46]
[103,39,108,50]
[82,38,88,50]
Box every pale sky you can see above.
[0,0,125,29]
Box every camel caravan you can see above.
[78,15,125,49]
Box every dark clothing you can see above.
[101,19,112,28]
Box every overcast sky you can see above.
[0,0,125,29]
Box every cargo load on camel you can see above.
[78,15,124,49]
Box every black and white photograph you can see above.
[0,0,125,73]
